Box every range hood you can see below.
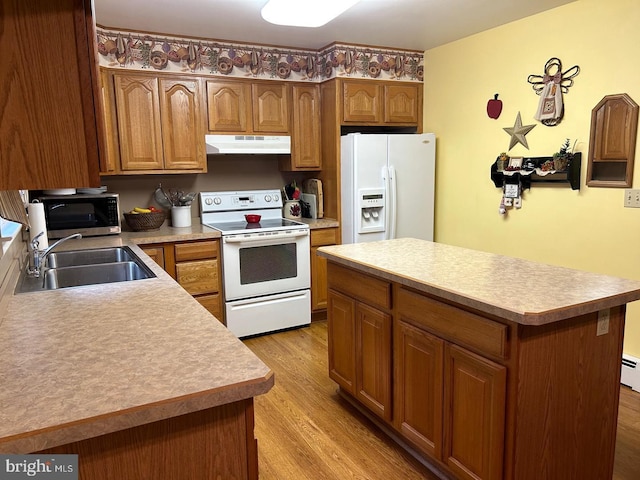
[205,134,291,154]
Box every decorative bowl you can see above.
[245,214,261,223]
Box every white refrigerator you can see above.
[341,133,436,244]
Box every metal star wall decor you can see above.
[503,112,536,150]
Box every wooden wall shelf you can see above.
[490,153,581,191]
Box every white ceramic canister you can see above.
[171,205,192,227]
[283,200,301,220]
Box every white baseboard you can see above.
[621,354,640,392]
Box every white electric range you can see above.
[200,189,310,338]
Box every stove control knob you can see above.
[264,194,272,202]
[204,197,213,205]
[273,194,279,202]
[213,197,222,205]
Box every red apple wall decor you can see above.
[487,94,503,119]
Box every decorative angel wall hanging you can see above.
[527,57,580,126]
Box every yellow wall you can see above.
[424,0,640,356]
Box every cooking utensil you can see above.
[154,184,172,208]
[179,192,196,206]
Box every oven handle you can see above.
[223,229,309,243]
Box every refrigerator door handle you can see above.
[382,165,391,240]
[388,164,397,239]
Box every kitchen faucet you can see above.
[27,232,82,278]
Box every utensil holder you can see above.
[283,200,301,219]
[171,206,192,228]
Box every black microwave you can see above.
[37,193,121,239]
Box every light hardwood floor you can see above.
[244,321,640,480]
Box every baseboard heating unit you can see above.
[621,354,640,392]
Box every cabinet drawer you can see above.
[174,240,219,261]
[311,228,339,247]
[195,293,223,321]
[397,287,508,359]
[176,259,219,295]
[328,263,391,310]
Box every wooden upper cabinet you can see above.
[385,84,421,124]
[252,82,290,133]
[587,93,639,187]
[111,73,206,173]
[99,69,119,174]
[206,79,289,134]
[343,81,383,123]
[114,75,164,170]
[342,80,422,128]
[0,0,101,190]
[159,77,205,170]
[206,80,250,132]
[282,84,321,171]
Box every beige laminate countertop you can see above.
[318,238,640,326]
[0,230,273,454]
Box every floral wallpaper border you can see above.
[96,28,424,83]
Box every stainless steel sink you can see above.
[42,262,154,289]
[15,246,156,293]
[45,246,136,268]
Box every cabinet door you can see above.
[252,83,289,133]
[290,84,321,169]
[310,228,338,312]
[444,344,506,480]
[206,80,250,132]
[159,77,206,171]
[0,0,101,190]
[384,84,421,124]
[394,320,444,459]
[99,69,119,174]
[141,246,165,270]
[343,82,383,123]
[114,75,164,170]
[328,290,356,394]
[356,302,392,421]
[310,246,328,311]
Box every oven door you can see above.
[222,228,310,301]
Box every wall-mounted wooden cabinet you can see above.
[206,79,289,134]
[103,72,206,175]
[280,84,322,171]
[140,239,223,321]
[0,0,102,190]
[342,80,422,128]
[587,93,638,188]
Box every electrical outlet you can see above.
[624,189,640,208]
[597,309,610,336]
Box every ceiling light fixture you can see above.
[261,0,361,28]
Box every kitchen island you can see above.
[318,238,640,480]
[0,231,273,479]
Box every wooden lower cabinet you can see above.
[140,239,223,321]
[310,228,339,312]
[444,344,506,480]
[356,302,392,421]
[39,399,258,480]
[394,320,444,459]
[327,260,625,479]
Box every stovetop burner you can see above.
[200,189,308,235]
[204,217,306,235]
